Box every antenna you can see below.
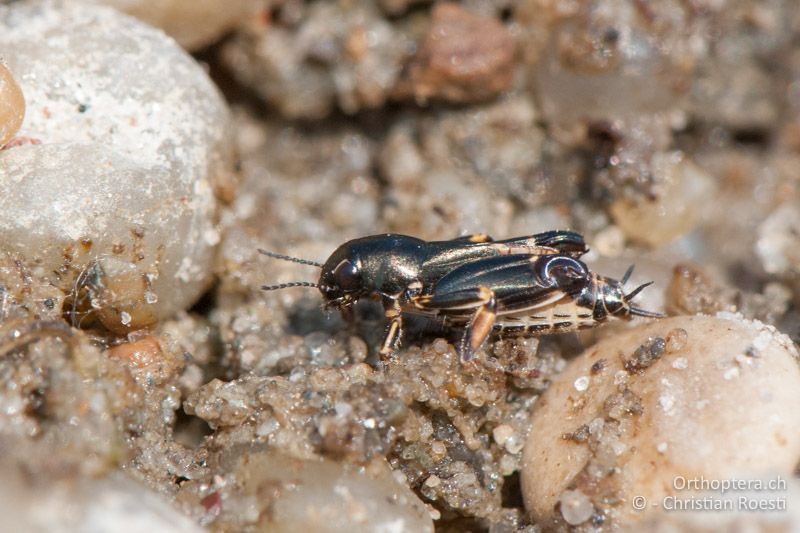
[258,249,322,268]
[261,282,320,291]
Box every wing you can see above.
[491,230,587,257]
[421,231,588,283]
[412,254,588,318]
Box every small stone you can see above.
[558,489,594,526]
[574,376,590,391]
[528,1,701,127]
[93,0,258,50]
[666,264,728,316]
[430,441,447,460]
[671,357,688,370]
[255,419,279,437]
[658,393,675,414]
[609,152,714,247]
[756,203,800,277]
[221,1,408,119]
[424,475,441,488]
[664,328,689,353]
[107,335,163,370]
[504,434,524,455]
[401,3,514,104]
[218,448,434,533]
[334,402,353,418]
[0,62,24,147]
[492,424,514,447]
[722,366,740,380]
[593,225,626,257]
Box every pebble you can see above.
[0,470,203,533]
[609,152,714,247]
[528,1,701,128]
[665,263,729,316]
[222,1,408,119]
[558,489,594,526]
[219,448,434,533]
[93,0,257,50]
[0,62,24,147]
[521,315,800,529]
[756,203,800,277]
[400,3,514,104]
[0,1,232,331]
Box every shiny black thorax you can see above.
[318,235,426,301]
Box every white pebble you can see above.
[424,475,441,488]
[224,449,434,532]
[255,419,279,437]
[492,424,514,447]
[756,203,800,276]
[723,367,740,380]
[558,489,594,526]
[334,402,353,418]
[658,393,675,414]
[574,376,590,392]
[752,329,773,352]
[0,1,232,330]
[671,357,688,369]
[0,471,203,533]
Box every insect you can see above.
[260,231,662,362]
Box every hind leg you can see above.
[413,287,497,362]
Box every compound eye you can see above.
[535,256,587,287]
[333,260,361,291]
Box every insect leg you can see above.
[378,297,403,360]
[413,287,497,362]
[460,289,497,363]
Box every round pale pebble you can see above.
[0,62,25,146]
[756,203,800,306]
[0,0,233,189]
[0,144,212,332]
[0,0,233,329]
[609,152,714,247]
[526,2,700,130]
[0,469,203,533]
[521,314,800,529]
[91,0,258,50]
[756,203,800,277]
[222,448,434,533]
